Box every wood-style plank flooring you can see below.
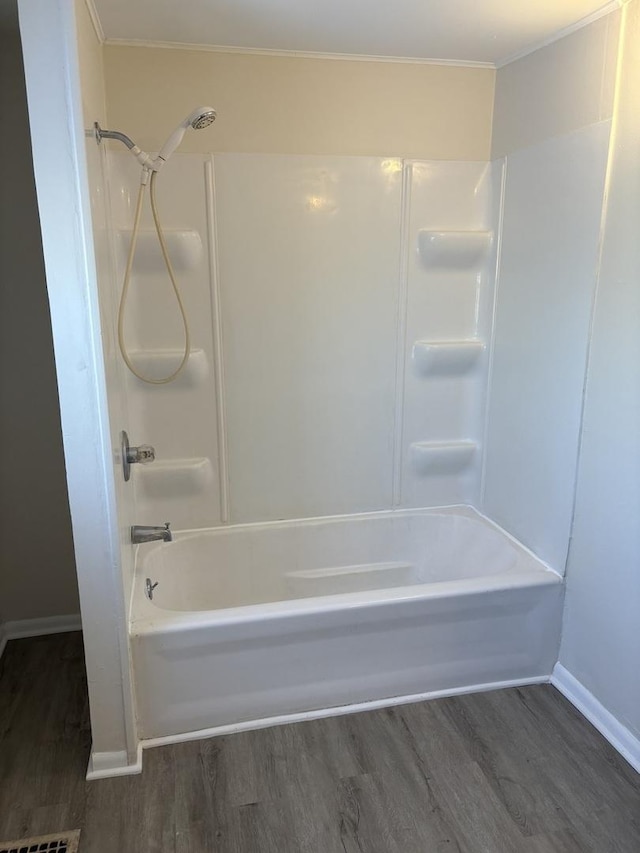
[0,632,638,852]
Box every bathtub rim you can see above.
[131,568,561,636]
[135,504,558,569]
[131,504,561,636]
[136,503,534,549]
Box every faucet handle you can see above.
[128,444,155,464]
[121,431,156,482]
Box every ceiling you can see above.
[92,0,619,66]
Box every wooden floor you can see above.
[0,634,638,852]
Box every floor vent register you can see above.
[0,831,81,853]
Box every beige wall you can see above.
[492,12,620,158]
[75,0,107,119]
[103,47,495,160]
[0,0,78,621]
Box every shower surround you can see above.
[102,146,598,745]
[110,153,501,533]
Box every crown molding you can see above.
[496,1,621,68]
[83,0,621,71]
[103,38,495,69]
[83,0,105,43]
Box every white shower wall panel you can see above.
[213,155,403,523]
[107,153,502,529]
[399,161,500,508]
[483,122,611,571]
[108,152,223,529]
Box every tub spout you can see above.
[131,522,172,544]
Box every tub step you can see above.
[286,561,414,598]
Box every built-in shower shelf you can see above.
[418,230,492,269]
[136,457,213,498]
[117,228,203,273]
[127,348,209,385]
[412,339,484,376]
[410,441,477,475]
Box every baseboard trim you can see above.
[86,745,143,781]
[140,674,550,751]
[552,663,640,774]
[90,675,553,779]
[0,614,82,647]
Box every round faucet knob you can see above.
[130,444,155,464]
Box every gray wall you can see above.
[0,0,79,622]
[490,1,640,748]
[491,12,619,159]
[559,0,640,744]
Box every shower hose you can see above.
[117,168,191,384]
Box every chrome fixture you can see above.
[121,430,155,482]
[131,523,172,544]
[145,578,159,600]
[94,123,137,150]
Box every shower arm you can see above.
[94,122,157,171]
[94,123,135,149]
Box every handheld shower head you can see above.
[157,106,217,164]
[188,108,217,129]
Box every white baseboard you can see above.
[140,674,550,751]
[86,745,143,780]
[0,614,82,660]
[85,675,549,780]
[552,663,640,774]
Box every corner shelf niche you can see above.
[127,348,209,386]
[117,229,203,273]
[410,441,477,475]
[136,457,213,498]
[418,230,492,269]
[412,339,484,376]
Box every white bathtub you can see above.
[130,507,563,741]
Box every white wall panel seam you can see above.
[205,155,231,523]
[392,162,413,507]
[479,157,508,508]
